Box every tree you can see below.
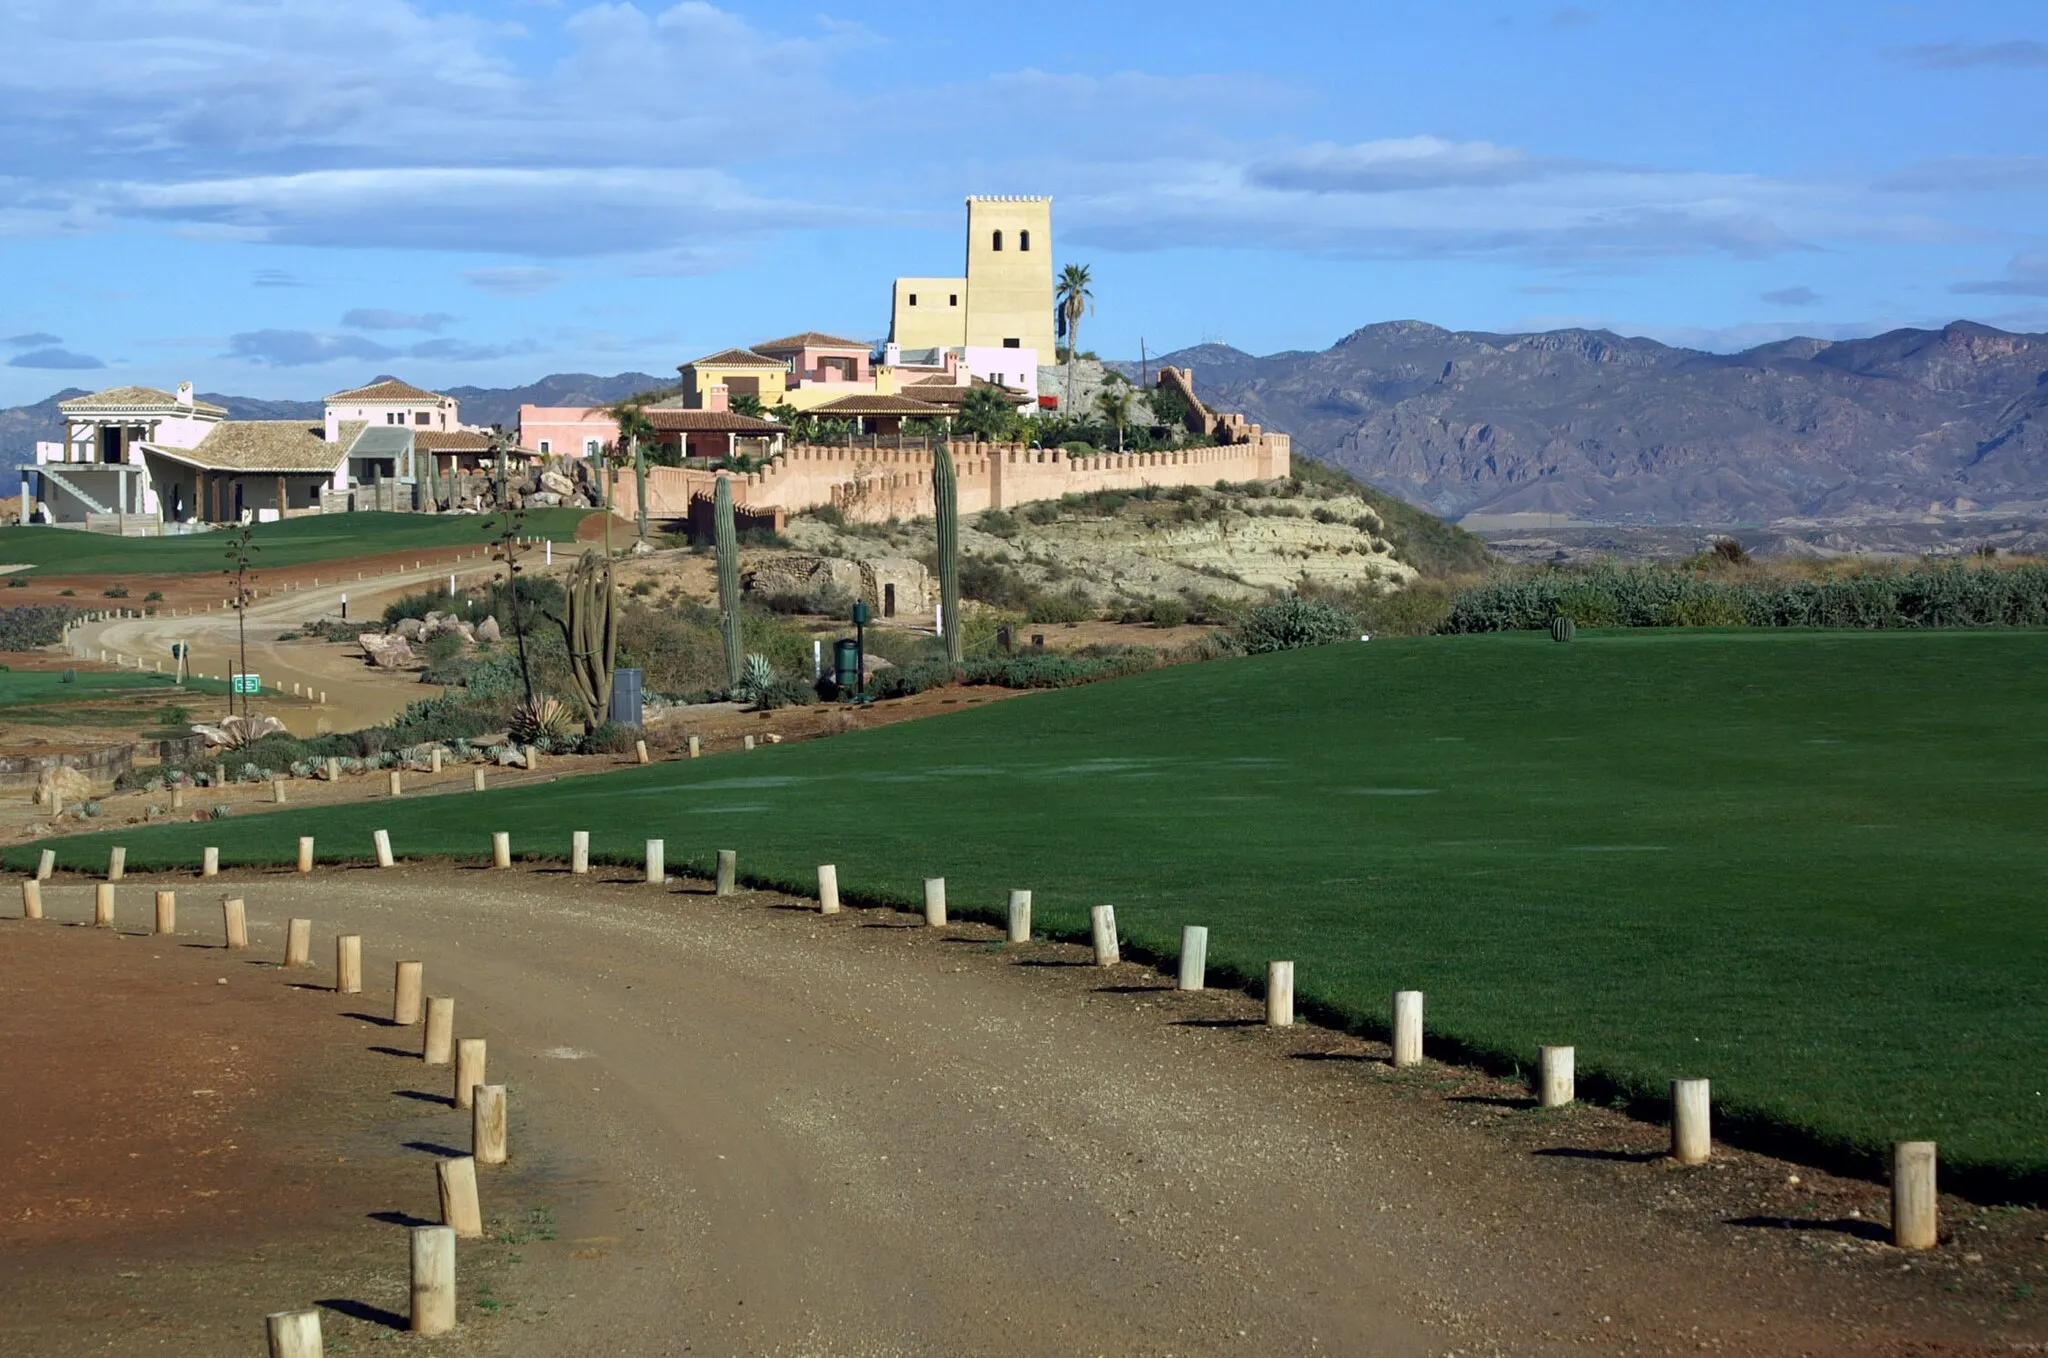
[1055,263,1094,417]
[729,392,767,419]
[958,384,1022,442]
[221,524,258,719]
[598,393,661,544]
[1094,385,1132,453]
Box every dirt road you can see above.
[11,865,2037,1355]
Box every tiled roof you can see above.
[60,385,229,417]
[805,395,949,416]
[646,409,784,432]
[413,430,494,452]
[326,378,445,404]
[682,348,784,369]
[147,421,349,474]
[753,331,871,353]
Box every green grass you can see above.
[19,629,2048,1197]
[0,669,228,710]
[0,509,590,576]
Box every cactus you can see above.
[715,474,744,688]
[933,444,962,662]
[1549,615,1576,643]
[554,548,617,729]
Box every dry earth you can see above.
[6,863,2047,1355]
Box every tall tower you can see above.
[962,196,1055,360]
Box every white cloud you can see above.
[343,308,458,332]
[1952,253,2048,297]
[1877,155,2048,194]
[1251,137,1590,194]
[464,266,563,296]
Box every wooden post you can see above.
[394,960,424,1025]
[202,846,219,878]
[1392,990,1424,1067]
[21,880,42,919]
[1539,1046,1575,1108]
[217,896,247,949]
[170,786,184,811]
[107,846,125,881]
[922,876,945,924]
[491,832,511,869]
[409,1224,457,1335]
[817,864,840,914]
[430,748,443,774]
[297,837,314,873]
[635,739,649,765]
[1892,1141,1938,1250]
[94,882,114,928]
[374,829,394,868]
[36,848,53,880]
[272,779,287,804]
[1671,1078,1711,1164]
[437,1156,483,1238]
[1177,925,1208,991]
[1007,889,1031,943]
[154,889,176,935]
[472,767,486,792]
[326,756,340,781]
[455,1038,487,1109]
[743,734,755,751]
[1090,904,1119,965]
[265,1307,323,1357]
[336,935,362,994]
[473,1084,507,1165]
[388,770,402,797]
[688,735,701,759]
[1266,961,1295,1027]
[284,917,311,967]
[571,831,589,875]
[423,997,454,1064]
[644,839,664,884]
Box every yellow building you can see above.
[676,348,789,407]
[891,197,1055,360]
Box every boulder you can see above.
[33,765,93,808]
[359,633,416,668]
[476,616,502,644]
[528,492,562,507]
[395,618,426,642]
[540,469,577,498]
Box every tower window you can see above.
[908,293,918,306]
[949,294,958,306]
[1003,338,1021,348]
[1019,229,1031,251]
[992,230,1003,251]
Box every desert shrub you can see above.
[1023,500,1062,526]
[5,576,25,588]
[577,722,641,754]
[0,604,79,649]
[389,694,497,745]
[979,508,1020,539]
[459,651,526,703]
[1237,597,1355,653]
[861,627,945,669]
[800,503,846,528]
[867,647,1158,699]
[1145,596,1189,629]
[382,589,450,627]
[102,584,129,598]
[1024,589,1095,624]
[143,590,164,602]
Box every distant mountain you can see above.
[1125,321,2048,527]
[0,373,667,463]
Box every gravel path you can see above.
[17,862,2022,1356]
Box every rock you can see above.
[359,633,416,668]
[395,618,426,642]
[494,745,526,767]
[476,616,502,644]
[528,492,562,507]
[192,713,289,747]
[629,539,656,556]
[33,765,93,808]
[541,470,577,498]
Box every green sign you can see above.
[231,673,260,695]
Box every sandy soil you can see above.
[8,863,2043,1355]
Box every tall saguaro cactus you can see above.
[715,474,744,688]
[933,444,962,663]
[555,549,618,730]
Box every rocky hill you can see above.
[1124,321,2048,530]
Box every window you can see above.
[1003,338,1021,348]
[1019,229,1031,251]
[584,439,600,457]
[538,439,552,454]
[908,293,918,306]
[991,230,1003,251]
[386,412,399,424]
[949,294,958,306]
[414,411,430,425]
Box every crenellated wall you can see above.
[607,425,1290,528]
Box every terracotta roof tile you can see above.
[753,331,872,353]
[646,409,784,432]
[325,377,446,404]
[805,395,949,416]
[682,348,785,369]
[60,385,229,417]
[412,430,493,452]
[147,421,348,474]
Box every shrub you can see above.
[979,508,1019,539]
[1237,597,1355,653]
[5,576,25,588]
[802,503,846,528]
[143,590,164,602]
[1145,597,1189,629]
[578,722,641,754]
[0,605,80,649]
[1024,589,1095,624]
[389,694,497,745]
[102,584,129,599]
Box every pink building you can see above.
[753,331,873,390]
[519,407,616,458]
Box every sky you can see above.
[2,0,2045,405]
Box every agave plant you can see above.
[733,653,776,707]
[509,696,573,743]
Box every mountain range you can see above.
[1129,321,2048,529]
[8,322,2047,535]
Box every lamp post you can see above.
[851,600,869,700]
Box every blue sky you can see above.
[2,0,2045,404]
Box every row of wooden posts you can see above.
[17,860,512,1351]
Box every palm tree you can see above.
[1055,263,1094,417]
[1094,385,1132,453]
[598,393,661,545]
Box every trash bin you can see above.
[833,639,861,692]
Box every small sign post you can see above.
[231,673,260,696]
